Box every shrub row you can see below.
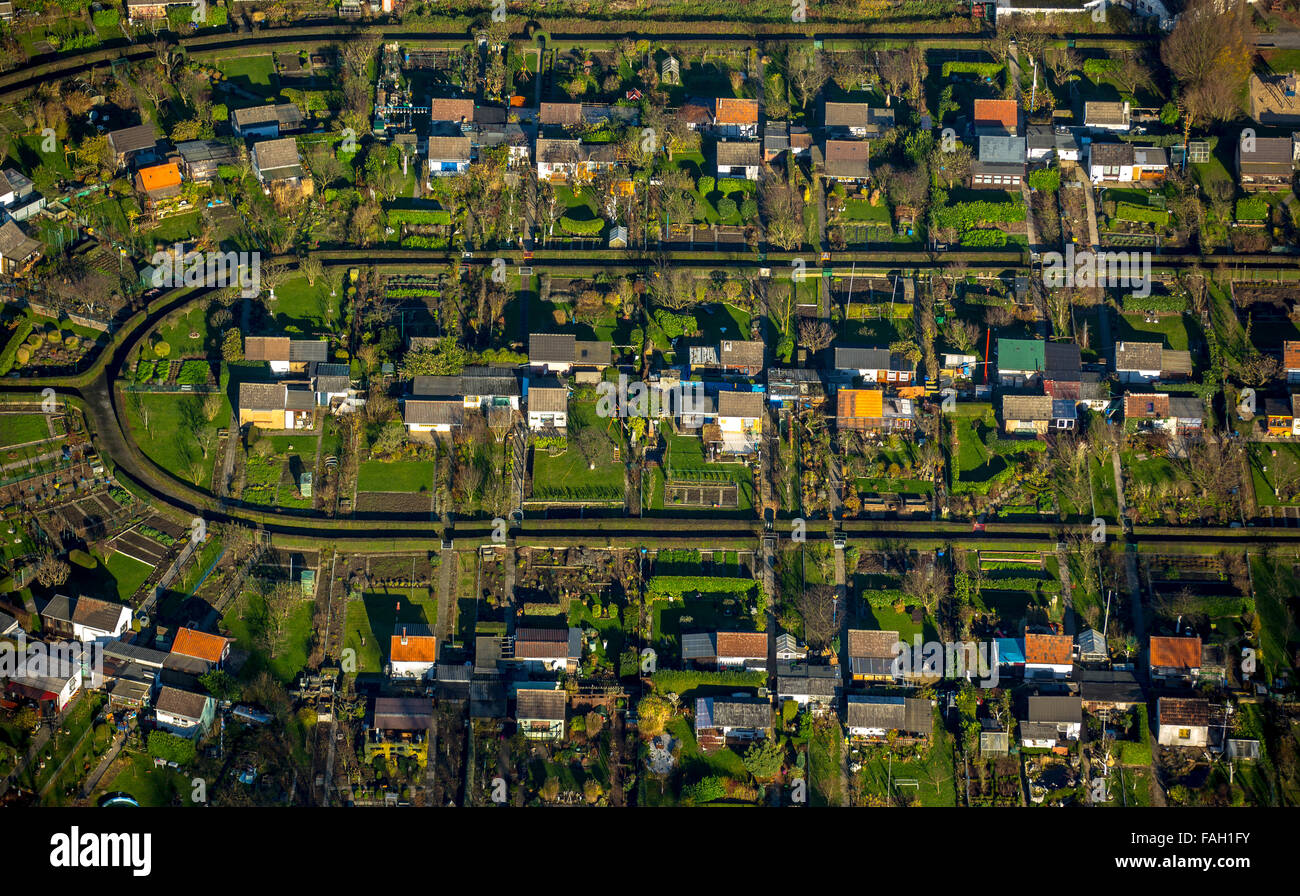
[647,575,758,598]
[942,61,1005,79]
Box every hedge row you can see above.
[861,588,907,609]
[981,575,1061,593]
[1235,198,1269,222]
[941,61,1005,79]
[0,319,35,376]
[531,485,623,501]
[649,669,766,697]
[1115,202,1169,226]
[989,439,1047,456]
[960,229,1008,247]
[933,200,1025,232]
[387,208,453,226]
[558,216,605,236]
[647,575,758,598]
[1120,293,1188,312]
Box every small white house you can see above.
[1156,697,1210,748]
[526,385,568,431]
[715,140,760,180]
[404,399,463,434]
[40,594,132,643]
[1114,342,1163,384]
[1020,696,1082,748]
[389,624,438,680]
[153,686,216,739]
[426,135,471,178]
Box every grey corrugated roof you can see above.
[846,696,932,734]
[681,632,716,659]
[705,697,769,730]
[107,124,158,155]
[979,135,1027,164]
[834,346,892,370]
[1115,341,1163,371]
[1027,695,1082,724]
[716,140,760,166]
[404,399,464,426]
[374,696,433,730]
[289,339,328,362]
[284,389,315,411]
[529,332,576,363]
[39,594,74,624]
[516,688,566,721]
[155,686,210,721]
[103,640,169,668]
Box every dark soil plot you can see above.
[666,481,740,507]
[111,531,170,567]
[355,491,435,514]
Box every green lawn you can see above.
[668,716,751,780]
[149,303,211,361]
[342,586,440,676]
[95,751,197,807]
[842,198,891,223]
[854,707,956,806]
[854,600,939,643]
[808,719,845,807]
[269,274,343,331]
[357,459,436,493]
[104,551,154,603]
[0,413,53,447]
[1091,455,1119,520]
[531,445,624,503]
[125,391,226,490]
[951,402,1009,492]
[221,587,315,684]
[1115,311,1196,353]
[1250,555,1300,685]
[694,302,751,344]
[146,211,203,244]
[219,55,280,97]
[530,396,626,503]
[1247,443,1300,506]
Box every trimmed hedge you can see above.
[388,208,454,226]
[647,575,758,598]
[942,61,1005,79]
[1235,197,1268,222]
[649,669,766,697]
[1121,294,1188,313]
[1115,202,1169,226]
[861,588,906,609]
[934,200,1025,231]
[1026,168,1060,192]
[960,229,1008,247]
[0,319,35,375]
[558,216,605,236]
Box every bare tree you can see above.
[36,553,70,589]
[797,319,835,353]
[943,318,980,353]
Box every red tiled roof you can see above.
[170,627,230,663]
[1150,636,1202,670]
[1024,632,1072,665]
[716,631,766,658]
[390,631,439,663]
[973,98,1018,130]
